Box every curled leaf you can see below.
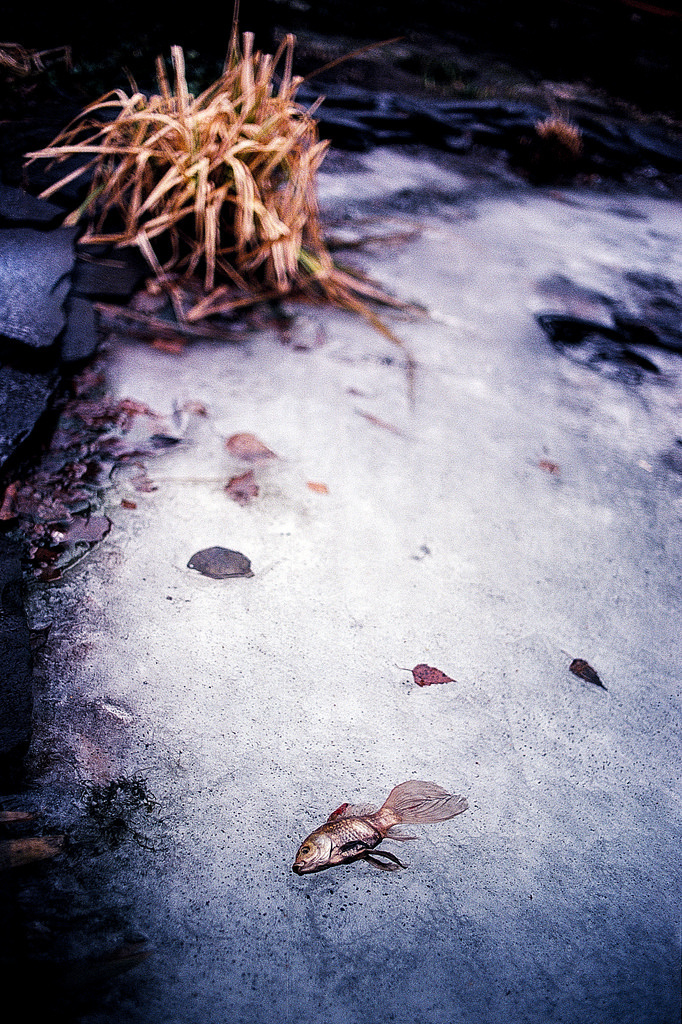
[187,546,253,579]
[225,470,259,504]
[225,432,278,462]
[403,664,454,687]
[569,658,607,690]
[0,835,65,870]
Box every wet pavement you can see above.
[1,144,679,1022]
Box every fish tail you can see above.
[381,781,468,824]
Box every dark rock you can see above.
[624,125,682,171]
[187,547,254,579]
[660,440,682,476]
[71,245,149,300]
[0,185,63,227]
[61,294,99,363]
[575,117,637,163]
[536,313,661,383]
[298,81,682,178]
[317,111,372,151]
[470,123,510,148]
[360,112,412,132]
[436,99,517,116]
[443,131,473,154]
[0,534,32,788]
[306,82,380,109]
[0,226,77,348]
[536,315,623,347]
[535,274,615,321]
[0,364,61,472]
[622,272,682,346]
[612,315,666,350]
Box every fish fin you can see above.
[362,850,407,871]
[340,839,373,855]
[381,781,468,824]
[327,803,349,821]
[385,828,417,842]
[327,802,376,822]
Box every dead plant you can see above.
[25,30,414,382]
[535,113,583,160]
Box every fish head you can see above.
[292,829,334,874]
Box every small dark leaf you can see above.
[411,664,454,687]
[225,470,259,504]
[188,547,254,579]
[569,658,607,690]
[149,433,182,450]
[129,467,158,492]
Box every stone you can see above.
[0,184,63,226]
[317,110,372,151]
[0,534,32,787]
[61,294,99,363]
[0,363,61,471]
[71,245,148,299]
[0,226,77,348]
[625,125,682,171]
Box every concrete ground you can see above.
[25,149,681,1023]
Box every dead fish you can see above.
[292,780,468,874]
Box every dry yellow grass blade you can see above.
[0,42,71,77]
[25,32,414,386]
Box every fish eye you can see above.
[299,845,311,855]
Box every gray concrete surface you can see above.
[26,150,681,1023]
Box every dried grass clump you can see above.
[535,114,583,159]
[25,33,411,366]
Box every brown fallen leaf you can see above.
[0,835,65,870]
[130,467,158,492]
[307,481,329,494]
[152,337,186,355]
[225,432,278,462]
[225,470,259,504]
[539,459,560,475]
[0,810,36,823]
[187,547,254,579]
[121,499,137,509]
[0,481,18,520]
[356,410,405,436]
[398,663,455,687]
[569,658,607,690]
